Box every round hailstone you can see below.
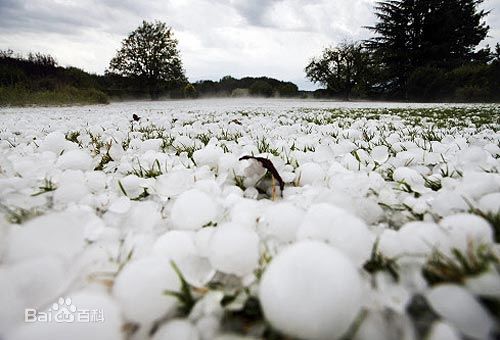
[152,319,200,340]
[85,171,107,193]
[107,196,131,214]
[477,192,500,214]
[112,257,180,325]
[426,284,493,339]
[0,256,65,334]
[392,167,426,191]
[259,241,363,340]
[153,230,197,260]
[7,211,88,262]
[297,203,374,266]
[208,223,259,276]
[258,202,304,243]
[39,131,76,154]
[397,222,449,256]
[118,174,147,198]
[296,162,325,186]
[193,145,224,168]
[171,189,218,230]
[155,170,195,197]
[56,149,93,171]
[371,145,389,163]
[439,214,493,252]
[426,321,461,340]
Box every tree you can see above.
[108,20,186,99]
[305,42,372,100]
[368,0,489,98]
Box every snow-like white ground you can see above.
[0,99,499,340]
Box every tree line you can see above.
[1,0,499,104]
[306,0,500,101]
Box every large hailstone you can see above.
[296,162,325,186]
[56,149,93,171]
[297,203,374,266]
[426,284,494,339]
[112,257,180,325]
[171,189,218,230]
[439,213,493,252]
[208,223,260,276]
[259,241,363,340]
[258,202,304,243]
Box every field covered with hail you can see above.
[0,99,499,340]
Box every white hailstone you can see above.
[53,170,90,206]
[439,214,493,252]
[0,256,65,334]
[153,230,197,261]
[208,223,260,276]
[458,146,487,169]
[195,227,215,257]
[153,319,200,340]
[465,271,500,298]
[123,201,161,232]
[477,192,500,214]
[484,143,500,157]
[107,196,131,214]
[297,203,374,266]
[39,131,76,154]
[141,138,162,152]
[426,321,461,340]
[112,257,180,325]
[258,202,304,243]
[174,135,195,148]
[118,174,147,198]
[7,211,88,263]
[393,167,426,191]
[193,145,224,168]
[56,149,93,171]
[155,170,195,197]
[259,241,363,340]
[296,162,325,186]
[108,141,124,161]
[8,291,122,340]
[377,229,403,259]
[397,222,449,256]
[431,191,469,216]
[426,284,494,339]
[458,172,500,199]
[85,171,107,193]
[171,189,218,230]
[229,198,261,227]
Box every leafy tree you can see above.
[305,42,372,100]
[368,0,489,98]
[108,20,186,99]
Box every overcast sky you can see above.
[1,0,499,90]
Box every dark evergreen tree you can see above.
[368,0,489,98]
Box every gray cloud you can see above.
[0,0,499,90]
